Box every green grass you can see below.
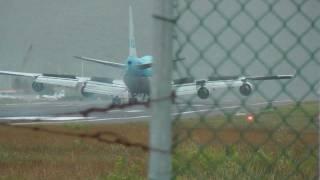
[177,101,318,130]
[173,142,317,179]
[0,101,318,179]
[172,101,318,179]
[101,155,145,180]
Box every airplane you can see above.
[0,6,294,105]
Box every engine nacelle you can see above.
[32,82,45,92]
[239,82,253,96]
[197,86,210,99]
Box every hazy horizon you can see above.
[0,0,319,102]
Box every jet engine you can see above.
[239,82,253,96]
[32,82,45,92]
[197,86,210,99]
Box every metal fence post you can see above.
[318,86,320,179]
[149,0,174,179]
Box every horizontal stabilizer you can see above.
[73,56,126,69]
[137,63,152,69]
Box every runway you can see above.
[0,98,294,125]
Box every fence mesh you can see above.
[171,0,319,179]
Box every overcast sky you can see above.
[0,0,319,101]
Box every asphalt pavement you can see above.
[0,98,293,125]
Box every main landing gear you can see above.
[112,94,149,105]
[129,97,138,104]
[112,96,121,105]
[111,96,138,105]
[128,94,149,105]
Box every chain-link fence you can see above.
[0,1,319,179]
[170,0,320,179]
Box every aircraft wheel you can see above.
[129,97,138,104]
[112,96,121,105]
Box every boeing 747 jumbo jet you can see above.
[0,6,294,105]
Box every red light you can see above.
[246,114,254,123]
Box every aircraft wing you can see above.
[81,80,128,96]
[174,79,243,96]
[207,75,294,81]
[0,70,128,97]
[243,75,294,81]
[0,71,40,78]
[173,74,295,97]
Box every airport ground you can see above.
[0,94,301,124]
[0,100,318,179]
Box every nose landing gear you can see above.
[128,94,149,105]
[129,97,138,104]
[112,96,121,105]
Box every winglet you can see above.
[129,6,137,57]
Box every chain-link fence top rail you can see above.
[172,0,320,179]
